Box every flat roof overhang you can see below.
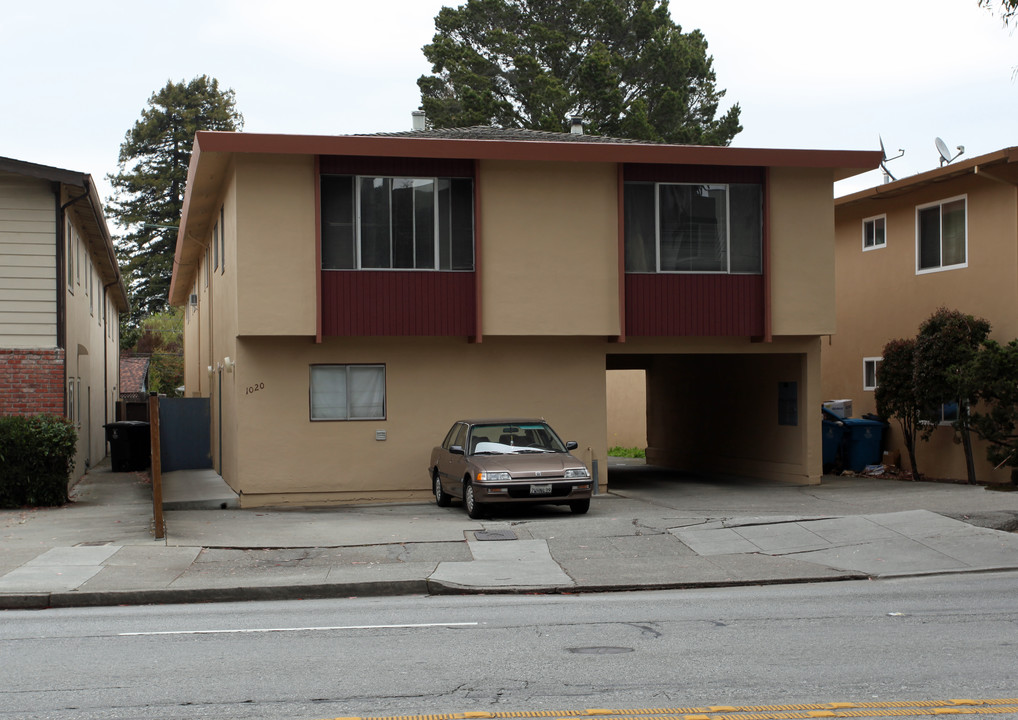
[837,146,1018,213]
[168,131,883,305]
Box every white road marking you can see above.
[119,621,478,637]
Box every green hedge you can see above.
[0,414,77,508]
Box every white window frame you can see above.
[863,357,882,391]
[916,195,967,274]
[862,214,886,251]
[66,219,75,294]
[310,364,386,421]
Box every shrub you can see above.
[0,414,77,507]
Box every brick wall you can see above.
[0,348,66,416]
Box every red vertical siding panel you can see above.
[624,274,763,337]
[321,271,475,336]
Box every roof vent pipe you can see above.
[569,116,584,135]
[412,110,426,131]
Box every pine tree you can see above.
[418,0,741,145]
[107,76,243,327]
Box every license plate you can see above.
[530,484,552,495]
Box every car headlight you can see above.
[564,468,590,479]
[478,471,512,482]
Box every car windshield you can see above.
[467,423,568,455]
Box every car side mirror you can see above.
[566,441,578,451]
[450,445,465,455]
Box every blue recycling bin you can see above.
[821,408,845,470]
[840,417,884,472]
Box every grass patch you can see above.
[608,446,646,458]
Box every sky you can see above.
[1,0,1016,207]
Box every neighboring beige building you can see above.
[168,127,879,507]
[824,147,1018,482]
[0,156,129,481]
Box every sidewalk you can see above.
[1,459,1017,610]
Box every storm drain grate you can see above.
[473,529,517,541]
[75,541,113,547]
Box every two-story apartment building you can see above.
[0,156,129,481]
[824,147,1018,483]
[168,128,879,507]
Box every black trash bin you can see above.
[105,421,151,472]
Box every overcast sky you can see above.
[2,0,1015,206]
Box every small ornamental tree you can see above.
[969,339,1018,478]
[914,308,991,484]
[875,337,922,479]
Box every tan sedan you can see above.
[429,419,593,518]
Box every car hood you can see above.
[471,452,585,479]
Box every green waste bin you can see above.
[105,421,151,472]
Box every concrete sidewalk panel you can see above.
[0,565,102,592]
[671,527,760,556]
[789,538,966,575]
[800,516,901,544]
[863,509,977,538]
[920,530,1018,569]
[432,540,572,588]
[730,523,831,554]
[25,545,121,566]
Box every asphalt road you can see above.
[3,573,1018,720]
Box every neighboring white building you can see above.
[0,156,130,482]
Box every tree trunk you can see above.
[961,426,977,484]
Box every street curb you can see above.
[1,573,872,610]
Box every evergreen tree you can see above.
[108,76,243,328]
[875,338,923,479]
[418,0,741,145]
[914,308,991,484]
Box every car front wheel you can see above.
[465,482,485,519]
[434,471,450,507]
[569,499,590,515]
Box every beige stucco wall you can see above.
[769,168,837,336]
[478,160,620,336]
[606,369,647,449]
[824,172,1018,482]
[235,154,317,338]
[227,336,608,506]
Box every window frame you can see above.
[915,195,967,274]
[66,219,74,294]
[309,363,387,421]
[219,206,226,275]
[862,214,886,251]
[624,180,763,275]
[863,357,882,391]
[320,174,475,272]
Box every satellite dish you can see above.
[879,135,903,183]
[935,137,952,164]
[936,137,965,166]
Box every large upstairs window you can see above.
[624,182,763,273]
[321,175,474,271]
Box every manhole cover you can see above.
[474,529,517,541]
[567,646,634,655]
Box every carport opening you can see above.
[606,352,811,488]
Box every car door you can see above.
[439,422,469,498]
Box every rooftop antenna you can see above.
[879,135,904,183]
[935,137,965,166]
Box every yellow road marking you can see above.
[320,699,1018,720]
